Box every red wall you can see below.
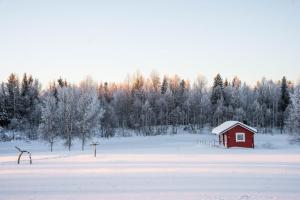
[225,125,255,148]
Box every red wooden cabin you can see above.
[212,121,257,148]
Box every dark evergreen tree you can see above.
[278,76,291,132]
[224,79,229,87]
[211,74,224,106]
[161,76,168,95]
[20,73,31,118]
[0,83,9,127]
[101,103,117,137]
[50,81,59,104]
[57,77,67,88]
[6,73,21,120]
[178,79,186,106]
[57,77,64,88]
[103,82,113,103]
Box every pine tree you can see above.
[0,83,9,127]
[20,73,31,120]
[213,74,224,90]
[278,76,291,132]
[6,73,21,123]
[224,79,229,87]
[101,103,117,137]
[161,76,168,95]
[211,74,224,106]
[57,77,67,88]
[178,79,186,107]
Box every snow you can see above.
[212,121,258,135]
[0,133,300,200]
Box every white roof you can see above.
[212,121,257,135]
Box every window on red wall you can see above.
[236,132,245,142]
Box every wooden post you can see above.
[50,141,54,152]
[15,146,32,165]
[90,142,100,157]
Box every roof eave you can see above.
[212,123,257,135]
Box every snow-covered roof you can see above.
[212,121,257,135]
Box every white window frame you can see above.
[236,132,245,142]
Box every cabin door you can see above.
[224,135,228,148]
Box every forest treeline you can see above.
[0,71,299,149]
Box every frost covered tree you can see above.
[141,100,155,135]
[111,89,130,133]
[240,83,256,125]
[191,75,209,128]
[39,92,58,152]
[253,78,280,131]
[149,70,161,93]
[286,85,300,134]
[56,86,78,151]
[77,78,103,150]
[39,77,103,150]
[156,95,168,133]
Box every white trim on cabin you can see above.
[236,132,245,142]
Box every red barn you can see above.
[212,121,257,148]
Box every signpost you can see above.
[90,142,100,157]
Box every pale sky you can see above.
[0,0,299,86]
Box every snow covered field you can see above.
[1,133,300,200]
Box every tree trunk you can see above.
[82,137,85,151]
[50,141,53,152]
[68,132,71,151]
